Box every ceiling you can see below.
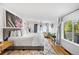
[1,3,79,22]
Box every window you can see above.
[64,19,79,44]
[74,20,79,44]
[64,20,72,41]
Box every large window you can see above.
[64,19,79,44]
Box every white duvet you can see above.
[8,33,44,46]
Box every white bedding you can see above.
[8,33,44,46]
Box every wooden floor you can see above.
[47,38,71,55]
[2,38,71,55]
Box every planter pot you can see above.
[52,36,56,38]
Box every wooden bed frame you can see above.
[7,46,44,51]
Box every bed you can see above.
[8,33,44,50]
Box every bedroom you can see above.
[0,3,79,55]
[0,4,56,55]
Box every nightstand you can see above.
[0,41,13,54]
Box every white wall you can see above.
[0,28,3,42]
[61,10,79,55]
[61,39,79,54]
[0,6,5,42]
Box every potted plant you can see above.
[48,32,56,38]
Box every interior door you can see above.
[34,24,38,33]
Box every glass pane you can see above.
[74,20,79,44]
[64,20,72,41]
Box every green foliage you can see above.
[48,32,55,36]
[64,20,72,32]
[75,20,79,33]
[75,21,79,30]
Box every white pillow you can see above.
[10,31,17,37]
[17,30,21,37]
[10,31,14,37]
[21,28,26,36]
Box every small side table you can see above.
[0,41,13,54]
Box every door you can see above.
[34,24,38,33]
